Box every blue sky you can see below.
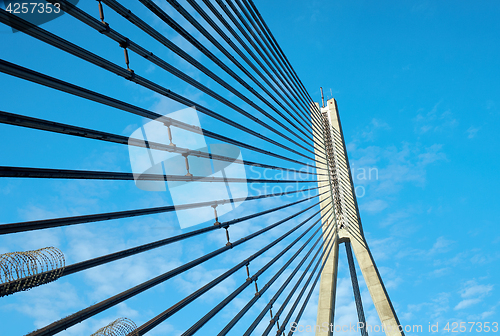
[0,0,499,335]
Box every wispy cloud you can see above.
[355,118,391,142]
[485,100,497,112]
[413,102,458,135]
[349,141,446,199]
[428,236,455,255]
[454,280,494,310]
[360,199,388,213]
[466,126,480,139]
[379,207,414,227]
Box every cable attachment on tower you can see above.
[321,113,349,233]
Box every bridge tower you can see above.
[312,97,404,336]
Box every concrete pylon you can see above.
[312,101,339,336]
[312,98,404,336]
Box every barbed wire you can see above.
[90,317,138,336]
[0,247,65,296]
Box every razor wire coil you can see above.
[90,317,138,336]
[0,246,65,296]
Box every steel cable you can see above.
[0,9,319,166]
[0,190,329,297]
[25,198,328,336]
[245,0,323,121]
[0,166,318,183]
[182,204,335,336]
[254,218,337,336]
[188,0,327,149]
[100,0,326,155]
[0,185,325,235]
[237,0,317,121]
[49,0,324,161]
[0,1,352,335]
[234,210,337,336]
[0,58,322,169]
[0,110,324,176]
[135,199,333,336]
[222,0,322,132]
[219,210,337,336]
[138,0,322,148]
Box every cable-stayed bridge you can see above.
[0,1,403,335]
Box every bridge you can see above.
[0,1,403,335]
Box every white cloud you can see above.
[413,102,458,135]
[460,282,493,298]
[360,199,388,213]
[454,280,494,310]
[454,298,482,310]
[417,144,447,165]
[349,141,446,200]
[428,236,454,255]
[379,206,415,228]
[2,281,83,330]
[403,292,451,321]
[466,126,480,139]
[356,118,391,142]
